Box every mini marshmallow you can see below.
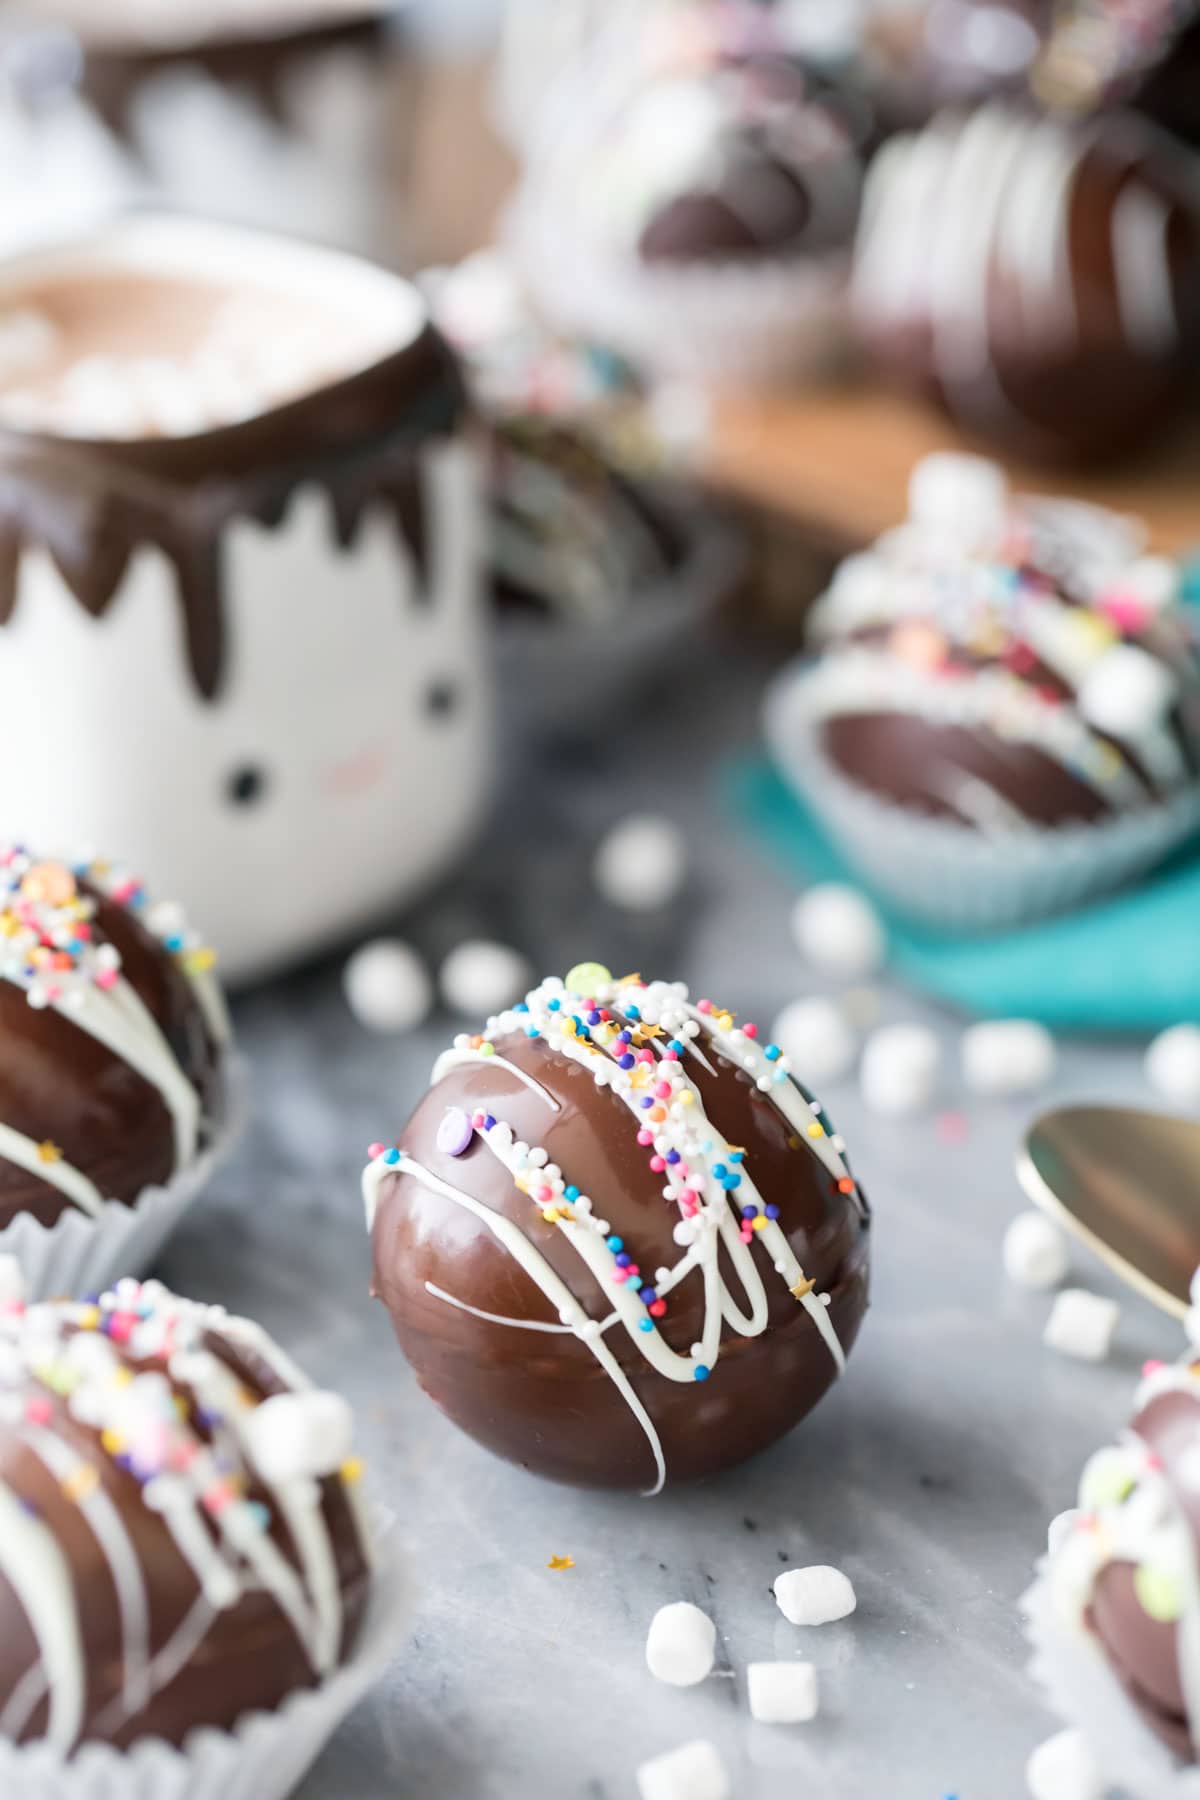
[962,1020,1056,1097]
[440,939,532,1018]
[636,1739,730,1800]
[769,997,857,1085]
[1048,1509,1082,1557]
[860,1023,941,1117]
[1003,1212,1069,1291]
[243,1390,355,1483]
[746,1661,818,1724]
[593,814,688,913]
[1025,1728,1101,1800]
[1044,1289,1120,1363]
[0,1256,24,1305]
[1145,1023,1200,1109]
[791,884,886,980]
[1079,643,1178,740]
[645,1601,717,1687]
[343,938,432,1035]
[908,451,1009,545]
[774,1564,856,1626]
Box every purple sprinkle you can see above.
[741,1205,757,1220]
[765,1204,781,1220]
[639,1286,657,1304]
[615,1252,632,1269]
[483,1114,496,1132]
[666,1150,681,1164]
[437,1107,474,1158]
[619,1054,635,1070]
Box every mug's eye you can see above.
[425,679,460,719]
[226,763,269,807]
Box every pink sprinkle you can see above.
[1143,1359,1166,1377]
[1146,1454,1164,1472]
[650,1155,666,1173]
[637,1129,654,1146]
[1099,589,1150,634]
[681,1188,698,1206]
[743,1023,758,1039]
[626,1265,640,1280]
[472,1111,485,1128]
[663,1048,679,1061]
[637,1048,655,1064]
[367,1142,385,1160]
[655,1082,672,1099]
[935,1111,969,1145]
[697,999,712,1015]
[95,969,118,991]
[75,923,91,941]
[537,1185,553,1203]
[739,1228,753,1243]
[612,1270,628,1284]
[25,1396,52,1424]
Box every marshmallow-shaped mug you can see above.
[0,215,490,981]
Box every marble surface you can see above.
[160,637,1177,1800]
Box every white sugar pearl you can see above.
[770,998,856,1085]
[343,939,431,1035]
[860,1023,941,1116]
[645,1602,717,1686]
[440,939,532,1018]
[1048,1509,1082,1557]
[773,1565,856,1626]
[1003,1212,1069,1291]
[908,451,1009,544]
[637,1740,729,1800]
[593,814,688,912]
[746,1661,818,1724]
[1026,1729,1101,1800]
[243,1391,355,1482]
[791,884,886,979]
[1145,1024,1200,1108]
[0,1257,25,1306]
[962,1020,1056,1096]
[1044,1289,1119,1363]
[1079,644,1178,740]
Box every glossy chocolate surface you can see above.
[371,1025,870,1491]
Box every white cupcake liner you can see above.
[765,664,1200,931]
[507,192,851,387]
[0,1058,249,1303]
[0,1531,410,1800]
[1024,1564,1200,1800]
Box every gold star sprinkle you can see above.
[546,1554,575,1571]
[37,1141,62,1165]
[791,1277,816,1301]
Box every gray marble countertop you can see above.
[160,637,1176,1800]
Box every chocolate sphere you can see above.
[852,105,1200,464]
[1045,1361,1200,1763]
[0,1277,372,1751]
[0,847,228,1229]
[365,967,870,1494]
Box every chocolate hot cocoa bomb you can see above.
[364,966,870,1493]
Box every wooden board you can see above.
[701,382,1200,559]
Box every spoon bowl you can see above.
[1017,1105,1200,1320]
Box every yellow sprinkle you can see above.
[100,1429,123,1455]
[341,1457,365,1485]
[542,1208,560,1224]
[184,947,218,974]
[62,1465,99,1503]
[751,1215,768,1232]
[112,1368,133,1388]
[678,1091,695,1107]
[718,1014,734,1033]
[807,1122,825,1139]
[546,1554,575,1571]
[77,1306,100,1330]
[37,1141,62,1165]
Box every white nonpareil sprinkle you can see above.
[769,997,857,1086]
[860,1023,941,1117]
[908,451,1009,545]
[636,1739,730,1800]
[1025,1729,1101,1800]
[645,1602,716,1687]
[342,938,432,1035]
[961,1020,1057,1097]
[439,939,532,1018]
[593,814,688,913]
[746,1661,819,1724]
[1079,643,1178,740]
[1003,1212,1069,1291]
[1145,1024,1200,1109]
[791,884,886,980]
[1043,1289,1120,1363]
[1048,1509,1082,1557]
[774,1564,856,1626]
[243,1390,355,1483]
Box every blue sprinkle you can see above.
[547,998,561,1012]
[722,1174,742,1191]
[526,1025,540,1038]
[606,1235,624,1252]
[383,1148,400,1165]
[615,1252,632,1269]
[666,1150,681,1165]
[639,1286,657,1304]
[247,1500,271,1531]
[565,1185,580,1202]
[693,1364,710,1383]
[712,1162,727,1179]
[587,1009,602,1026]
[619,1054,635,1070]
[764,1044,781,1061]
[626,1005,641,1022]
[638,1318,653,1333]
[765,1204,780,1220]
[483,1114,496,1131]
[514,1002,529,1014]
[741,1205,756,1221]
[670,1039,685,1054]
[640,1097,654,1110]
[729,1150,745,1164]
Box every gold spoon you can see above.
[1017,1105,1200,1321]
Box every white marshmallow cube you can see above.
[440,939,532,1018]
[593,814,688,912]
[1026,1728,1101,1800]
[774,1564,856,1626]
[769,997,857,1085]
[791,884,886,979]
[1003,1212,1069,1291]
[1044,1289,1119,1363]
[343,938,432,1035]
[636,1739,730,1800]
[244,1390,355,1483]
[962,1020,1056,1096]
[860,1023,941,1116]
[645,1602,716,1687]
[1145,1024,1200,1109]
[747,1661,819,1724]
